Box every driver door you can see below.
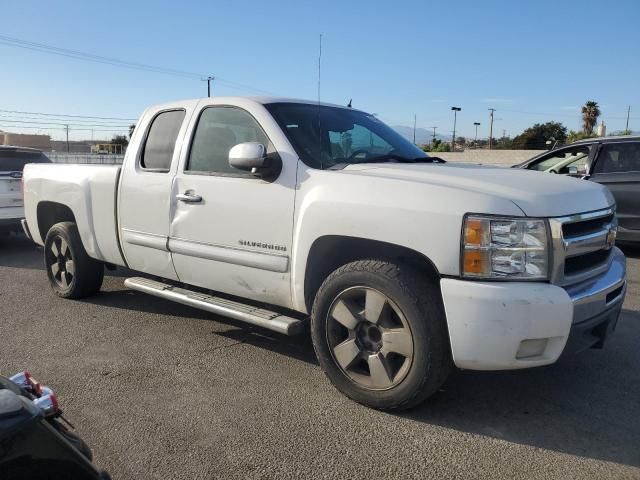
[169,103,297,309]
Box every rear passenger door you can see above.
[118,105,193,279]
[589,141,640,237]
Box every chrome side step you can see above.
[123,277,305,335]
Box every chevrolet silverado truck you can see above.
[22,97,627,410]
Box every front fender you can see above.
[290,168,524,312]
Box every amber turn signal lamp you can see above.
[463,250,489,275]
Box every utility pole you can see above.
[488,108,496,150]
[430,126,438,144]
[451,106,461,151]
[626,105,631,132]
[413,114,417,144]
[202,76,215,97]
[65,124,70,153]
[473,122,480,145]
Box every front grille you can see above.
[564,249,610,277]
[549,208,615,286]
[562,213,614,238]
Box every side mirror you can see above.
[229,142,267,173]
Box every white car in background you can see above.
[0,146,50,235]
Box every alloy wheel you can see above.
[326,286,414,390]
[47,236,75,288]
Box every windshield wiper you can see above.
[360,154,446,164]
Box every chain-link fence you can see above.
[47,153,124,164]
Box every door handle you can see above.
[176,192,202,203]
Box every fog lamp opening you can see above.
[516,338,549,359]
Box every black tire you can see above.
[311,260,451,411]
[44,221,104,299]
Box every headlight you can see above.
[461,215,549,280]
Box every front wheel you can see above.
[44,221,104,299]
[311,260,451,411]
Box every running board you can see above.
[123,277,305,335]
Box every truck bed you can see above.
[23,163,126,267]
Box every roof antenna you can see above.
[347,98,352,108]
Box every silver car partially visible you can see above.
[0,146,50,234]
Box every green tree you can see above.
[567,130,597,143]
[581,101,600,135]
[421,138,451,152]
[111,134,129,147]
[511,122,567,149]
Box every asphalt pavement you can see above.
[1,234,639,479]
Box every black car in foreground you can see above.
[515,136,640,245]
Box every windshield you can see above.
[265,103,429,169]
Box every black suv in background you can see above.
[516,136,640,245]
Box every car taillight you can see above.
[34,392,59,416]
[9,371,32,390]
[9,370,43,396]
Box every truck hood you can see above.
[341,162,614,217]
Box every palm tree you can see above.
[581,101,600,134]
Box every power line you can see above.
[0,33,277,95]
[0,118,131,128]
[0,108,137,121]
[0,124,127,132]
[0,113,132,126]
[499,107,639,121]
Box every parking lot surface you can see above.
[1,235,639,479]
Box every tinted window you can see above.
[0,150,50,172]
[593,142,640,174]
[141,110,185,171]
[188,107,269,174]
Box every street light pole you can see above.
[451,107,461,151]
[413,114,417,144]
[202,76,215,97]
[473,122,480,145]
[488,108,496,150]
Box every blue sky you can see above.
[1,0,639,141]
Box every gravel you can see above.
[1,235,639,479]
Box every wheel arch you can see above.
[303,235,441,313]
[36,201,77,244]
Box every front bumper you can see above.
[441,247,626,370]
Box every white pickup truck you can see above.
[22,97,627,410]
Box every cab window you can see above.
[527,145,590,172]
[140,110,186,171]
[187,107,270,174]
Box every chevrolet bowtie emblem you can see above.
[606,226,617,249]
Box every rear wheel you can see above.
[311,260,451,411]
[44,222,104,299]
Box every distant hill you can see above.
[391,125,449,145]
